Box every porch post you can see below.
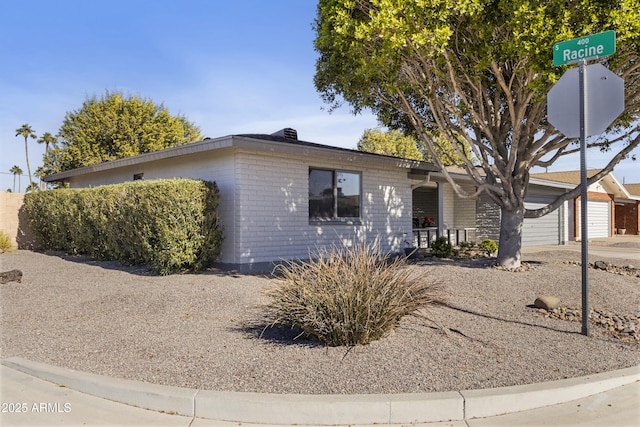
[437,181,445,236]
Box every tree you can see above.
[358,128,472,165]
[24,182,39,193]
[15,124,36,188]
[37,132,57,156]
[9,165,23,192]
[358,128,423,160]
[314,0,640,268]
[46,91,203,173]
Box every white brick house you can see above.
[44,129,437,272]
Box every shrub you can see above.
[265,241,444,347]
[0,230,13,251]
[459,241,474,250]
[430,236,453,258]
[479,239,499,255]
[24,178,223,275]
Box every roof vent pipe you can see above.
[271,128,298,140]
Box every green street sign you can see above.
[553,30,616,66]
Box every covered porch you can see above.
[411,180,478,248]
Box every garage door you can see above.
[586,200,610,238]
[522,200,560,246]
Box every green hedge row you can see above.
[24,179,223,275]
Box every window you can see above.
[133,173,144,181]
[309,168,361,221]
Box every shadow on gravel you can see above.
[233,320,325,348]
[442,303,584,336]
[37,250,271,278]
[413,257,547,270]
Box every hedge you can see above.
[24,178,223,275]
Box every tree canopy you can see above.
[45,91,202,173]
[358,127,471,165]
[314,0,640,267]
[358,128,423,160]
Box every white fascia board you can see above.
[43,136,233,182]
[604,173,635,199]
[429,171,478,183]
[528,177,576,190]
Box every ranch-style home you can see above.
[45,129,439,272]
[43,128,629,272]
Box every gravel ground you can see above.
[1,248,638,395]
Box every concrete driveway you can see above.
[522,235,640,263]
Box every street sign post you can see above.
[553,30,616,66]
[548,31,622,336]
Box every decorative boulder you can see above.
[0,269,22,284]
[593,260,609,270]
[534,295,560,311]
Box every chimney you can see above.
[271,128,298,141]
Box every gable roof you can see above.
[530,169,600,185]
[531,169,638,200]
[43,130,439,182]
[625,183,640,196]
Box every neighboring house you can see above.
[618,183,640,235]
[530,170,640,239]
[44,129,437,272]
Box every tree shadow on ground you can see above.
[413,256,547,270]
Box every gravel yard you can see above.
[1,247,638,395]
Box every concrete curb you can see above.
[2,357,638,425]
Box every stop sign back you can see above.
[547,63,624,138]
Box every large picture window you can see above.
[309,168,361,220]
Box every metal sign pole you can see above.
[579,59,589,336]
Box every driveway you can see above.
[522,235,640,263]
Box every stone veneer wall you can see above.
[475,192,501,243]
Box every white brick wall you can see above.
[233,150,411,265]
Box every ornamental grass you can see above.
[265,241,444,347]
[0,230,13,252]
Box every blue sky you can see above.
[1,1,638,192]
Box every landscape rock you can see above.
[534,295,560,311]
[533,305,639,342]
[563,260,640,278]
[0,269,22,284]
[593,260,609,270]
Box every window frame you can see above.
[308,167,362,224]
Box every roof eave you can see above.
[43,134,439,182]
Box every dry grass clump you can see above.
[265,241,444,346]
[0,230,14,252]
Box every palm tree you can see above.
[15,124,36,188]
[9,165,23,192]
[37,132,57,156]
[25,182,39,193]
[35,166,49,190]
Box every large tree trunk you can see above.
[496,206,524,269]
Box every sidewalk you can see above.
[1,357,638,426]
